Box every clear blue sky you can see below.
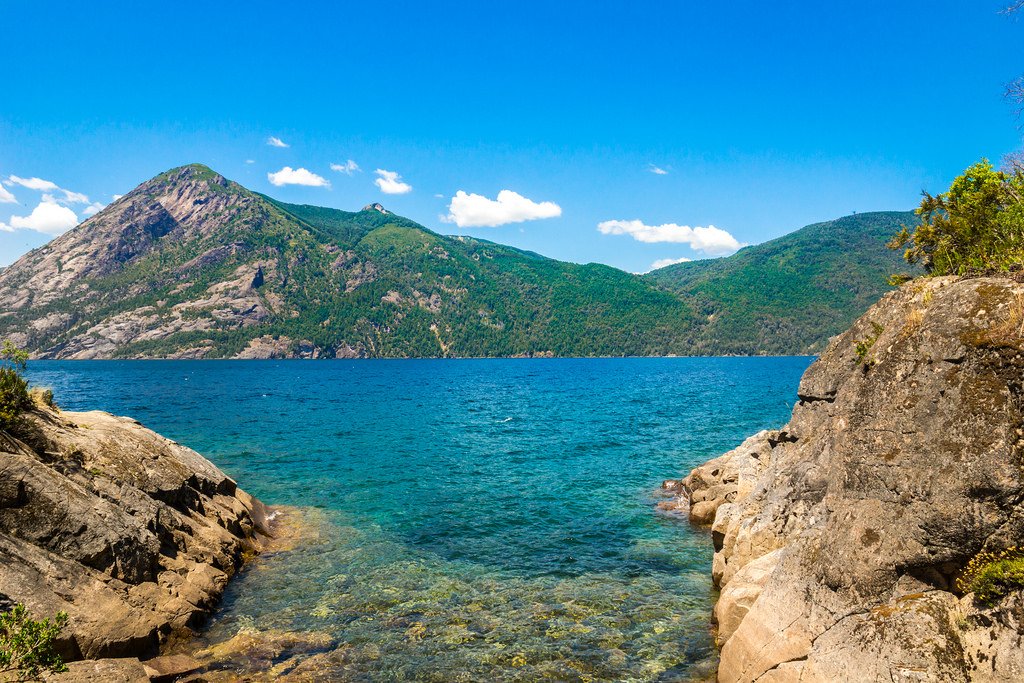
[1,0,1021,271]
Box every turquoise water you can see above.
[29,358,810,681]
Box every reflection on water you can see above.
[29,357,810,681]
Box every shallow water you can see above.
[29,357,810,681]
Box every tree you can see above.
[1009,76,1024,118]
[890,159,1024,275]
[0,604,68,682]
[1006,2,1024,115]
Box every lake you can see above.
[28,357,811,682]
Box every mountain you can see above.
[0,164,702,359]
[0,164,913,359]
[644,211,916,354]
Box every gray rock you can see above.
[680,277,1024,681]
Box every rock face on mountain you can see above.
[675,276,1024,681]
[0,402,271,662]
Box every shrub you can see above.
[852,322,884,365]
[0,604,69,681]
[956,547,1024,606]
[890,159,1024,276]
[0,369,29,432]
[0,341,30,432]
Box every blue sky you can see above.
[1,0,1021,271]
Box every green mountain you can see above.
[0,164,913,358]
[643,211,917,354]
[0,165,701,358]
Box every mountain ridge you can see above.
[645,210,918,354]
[0,164,912,359]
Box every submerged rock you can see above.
[679,277,1024,681]
[0,403,272,663]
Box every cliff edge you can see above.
[675,276,1024,681]
[0,402,271,665]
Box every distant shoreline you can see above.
[28,354,819,361]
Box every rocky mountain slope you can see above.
[0,400,270,664]
[0,164,913,359]
[645,211,915,355]
[669,275,1024,681]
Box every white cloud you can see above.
[267,136,289,148]
[649,257,692,271]
[267,166,330,188]
[7,175,59,192]
[649,165,669,175]
[330,160,360,175]
[8,198,79,236]
[112,194,123,200]
[82,201,106,217]
[434,193,445,198]
[0,222,12,233]
[0,184,16,204]
[444,189,562,228]
[60,189,89,204]
[597,219,744,255]
[374,169,412,195]
[245,159,255,164]
[6,175,90,205]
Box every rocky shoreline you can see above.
[0,402,275,680]
[666,276,1024,682]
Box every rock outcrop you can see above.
[0,403,271,664]
[675,276,1024,682]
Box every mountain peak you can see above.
[155,163,229,187]
[362,203,390,214]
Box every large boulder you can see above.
[682,277,1024,682]
[0,404,272,661]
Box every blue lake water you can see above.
[28,358,811,681]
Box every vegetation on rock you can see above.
[0,341,29,431]
[852,321,883,366]
[957,547,1024,606]
[890,159,1024,276]
[0,604,68,682]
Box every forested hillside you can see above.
[645,211,916,354]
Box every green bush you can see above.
[890,159,1024,276]
[957,547,1024,606]
[0,604,69,681]
[0,341,30,432]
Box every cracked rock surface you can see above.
[0,403,271,662]
[679,276,1024,682]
